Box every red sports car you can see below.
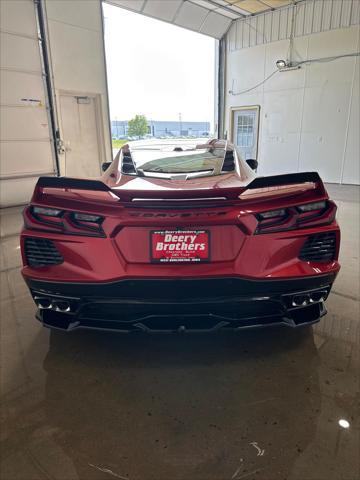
[21,139,340,333]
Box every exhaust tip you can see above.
[292,294,310,307]
[52,300,71,313]
[309,291,327,303]
[35,297,52,309]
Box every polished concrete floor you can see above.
[1,184,359,480]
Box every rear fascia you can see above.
[21,172,341,331]
[21,171,340,283]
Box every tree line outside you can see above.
[112,114,211,149]
[112,114,148,148]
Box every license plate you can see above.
[150,230,210,263]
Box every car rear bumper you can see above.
[25,273,337,333]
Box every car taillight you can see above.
[257,208,287,220]
[31,206,64,229]
[70,212,104,234]
[72,213,103,222]
[32,206,63,216]
[256,208,290,232]
[24,206,105,237]
[255,200,336,234]
[297,201,326,212]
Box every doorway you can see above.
[103,4,216,146]
[58,93,103,177]
[231,106,260,162]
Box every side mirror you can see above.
[246,159,258,170]
[102,162,112,172]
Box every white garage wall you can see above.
[44,0,112,169]
[225,11,360,184]
[0,0,56,207]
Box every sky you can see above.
[103,3,216,129]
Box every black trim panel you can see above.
[25,274,337,332]
[36,176,110,191]
[248,172,321,189]
[25,273,336,300]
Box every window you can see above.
[231,106,260,162]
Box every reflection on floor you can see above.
[1,184,359,480]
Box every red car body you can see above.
[21,140,340,332]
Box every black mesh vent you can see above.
[299,232,337,262]
[221,151,235,172]
[122,154,137,174]
[24,237,63,267]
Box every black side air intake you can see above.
[221,151,235,172]
[122,154,137,174]
[299,232,337,262]
[24,237,63,267]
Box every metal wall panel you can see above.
[235,21,242,49]
[0,70,45,106]
[143,0,182,22]
[174,2,209,31]
[331,0,342,29]
[279,7,288,39]
[224,25,360,184]
[1,107,50,141]
[106,0,145,12]
[227,0,360,51]
[351,0,360,25]
[272,10,281,42]
[106,0,232,39]
[249,18,257,47]
[44,0,103,31]
[257,14,265,44]
[303,1,314,35]
[228,19,236,50]
[312,0,323,33]
[0,141,53,177]
[264,10,272,43]
[0,32,42,73]
[0,0,38,37]
[321,0,332,31]
[340,0,352,28]
[0,0,55,207]
[342,55,359,184]
[201,11,232,38]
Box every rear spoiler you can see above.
[34,171,324,202]
[36,176,110,191]
[37,171,321,191]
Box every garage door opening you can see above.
[103,3,216,152]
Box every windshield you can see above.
[129,144,226,178]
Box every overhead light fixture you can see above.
[276,59,301,72]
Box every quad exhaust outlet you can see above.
[35,297,71,313]
[291,289,328,307]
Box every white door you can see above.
[232,107,259,161]
[58,94,102,178]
